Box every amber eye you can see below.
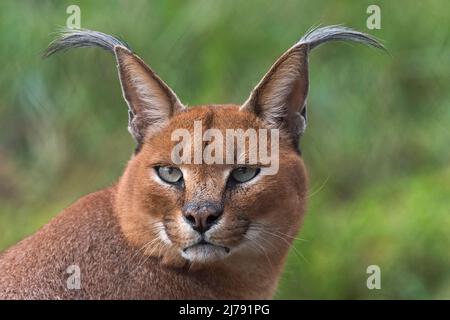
[231,167,260,183]
[156,166,183,184]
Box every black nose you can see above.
[182,203,223,233]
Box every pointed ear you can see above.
[241,44,309,141]
[114,46,185,144]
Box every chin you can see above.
[181,243,231,263]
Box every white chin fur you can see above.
[181,244,229,263]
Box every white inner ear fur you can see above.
[128,66,175,125]
[241,46,308,134]
[258,57,303,127]
[114,46,185,140]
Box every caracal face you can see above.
[117,105,307,264]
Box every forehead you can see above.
[141,104,282,167]
[146,104,266,155]
[168,104,262,131]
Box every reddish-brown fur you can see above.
[0,105,307,299]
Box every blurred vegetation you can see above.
[0,0,449,299]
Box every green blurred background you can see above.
[0,0,449,299]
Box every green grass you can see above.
[277,167,450,299]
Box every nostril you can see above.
[184,214,197,227]
[206,213,220,227]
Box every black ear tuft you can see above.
[241,25,385,143]
[45,28,185,148]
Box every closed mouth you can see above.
[183,239,230,254]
